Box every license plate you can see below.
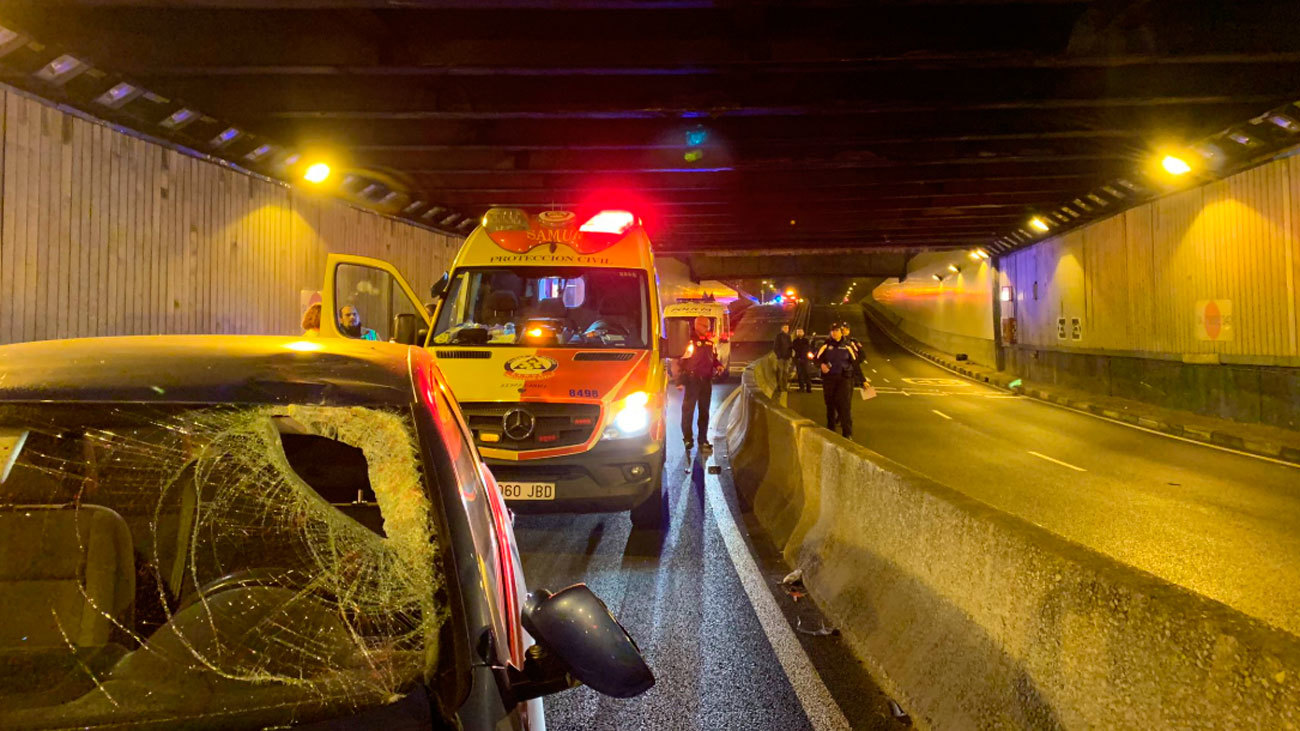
[498,482,556,501]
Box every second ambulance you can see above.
[323,208,671,528]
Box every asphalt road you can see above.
[513,382,909,730]
[728,303,796,375]
[790,305,1300,637]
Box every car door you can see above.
[321,254,430,341]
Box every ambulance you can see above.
[320,207,674,528]
[662,298,731,375]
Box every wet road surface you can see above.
[513,382,909,730]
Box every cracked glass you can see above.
[0,402,446,728]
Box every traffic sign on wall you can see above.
[1195,299,1234,341]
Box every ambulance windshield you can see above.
[432,267,650,348]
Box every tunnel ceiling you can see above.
[3,1,1300,255]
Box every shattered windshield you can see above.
[0,403,446,729]
[432,267,650,348]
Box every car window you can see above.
[0,403,445,728]
[433,267,650,348]
[335,262,422,342]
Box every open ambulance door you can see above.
[321,254,431,345]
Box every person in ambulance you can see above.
[317,207,675,529]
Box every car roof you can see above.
[0,335,418,406]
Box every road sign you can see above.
[1195,299,1233,341]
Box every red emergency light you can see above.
[579,209,636,235]
[481,207,640,255]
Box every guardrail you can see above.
[718,357,1300,729]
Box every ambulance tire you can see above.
[630,455,668,530]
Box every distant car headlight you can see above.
[604,391,652,439]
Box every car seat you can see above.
[481,290,519,326]
[0,504,134,650]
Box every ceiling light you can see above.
[947,264,960,274]
[281,152,301,167]
[1100,185,1123,198]
[209,127,241,148]
[422,206,448,220]
[932,274,943,282]
[1228,131,1253,146]
[1087,193,1108,206]
[160,108,198,130]
[303,162,331,184]
[94,81,141,108]
[403,200,427,215]
[1161,155,1192,176]
[1028,217,1050,233]
[244,144,274,161]
[35,54,87,84]
[1268,114,1299,133]
[968,250,982,261]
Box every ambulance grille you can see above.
[573,351,635,361]
[459,402,602,451]
[435,350,490,359]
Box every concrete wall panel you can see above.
[0,89,461,345]
[723,366,1300,729]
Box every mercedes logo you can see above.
[502,408,536,441]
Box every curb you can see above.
[859,305,1300,467]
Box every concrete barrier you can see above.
[722,363,1300,729]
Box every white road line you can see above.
[1027,450,1087,472]
[704,480,852,731]
[1029,396,1300,471]
[931,409,952,420]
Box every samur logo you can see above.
[504,355,559,380]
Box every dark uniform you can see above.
[791,334,813,392]
[816,327,861,438]
[678,332,723,449]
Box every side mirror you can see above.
[393,313,421,345]
[430,272,449,299]
[511,584,653,701]
[663,319,692,359]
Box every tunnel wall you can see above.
[1001,156,1300,366]
[867,250,997,366]
[722,359,1300,729]
[0,88,461,345]
[870,154,1300,429]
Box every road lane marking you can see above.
[931,409,952,420]
[1029,395,1300,470]
[704,478,852,731]
[1027,450,1087,472]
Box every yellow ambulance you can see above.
[320,208,673,528]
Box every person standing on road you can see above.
[816,322,857,438]
[773,323,793,394]
[677,315,725,452]
[791,327,813,393]
[841,322,869,393]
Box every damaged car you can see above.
[0,335,652,729]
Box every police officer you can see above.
[677,315,725,451]
[816,322,859,438]
[790,327,813,393]
[841,322,867,387]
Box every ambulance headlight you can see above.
[604,391,652,439]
